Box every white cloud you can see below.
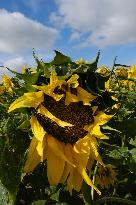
[0,56,31,78]
[23,0,45,13]
[70,32,81,41]
[51,0,136,47]
[0,9,58,53]
[4,57,29,72]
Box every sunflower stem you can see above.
[91,162,98,201]
[94,197,136,205]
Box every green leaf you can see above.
[82,182,92,205]
[102,125,121,133]
[130,137,136,147]
[0,181,9,205]
[33,51,50,78]
[87,51,100,72]
[32,200,47,205]
[6,66,40,85]
[109,147,129,160]
[115,118,136,136]
[0,113,30,203]
[51,50,72,65]
[128,148,136,172]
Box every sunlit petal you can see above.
[8,91,44,112]
[30,115,46,141]
[38,104,73,127]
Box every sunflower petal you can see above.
[47,135,75,167]
[30,115,46,141]
[77,165,101,195]
[33,72,65,101]
[89,136,105,166]
[47,144,65,185]
[24,137,41,173]
[60,144,74,183]
[91,125,109,139]
[8,91,44,112]
[73,135,90,155]
[65,92,79,105]
[38,105,73,127]
[72,170,83,192]
[94,112,113,126]
[77,87,97,105]
[67,74,79,88]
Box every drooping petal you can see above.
[47,135,75,167]
[73,135,90,155]
[60,144,74,183]
[8,91,44,112]
[89,135,105,166]
[72,146,101,195]
[47,140,65,185]
[24,137,41,173]
[30,115,46,141]
[77,164,101,195]
[72,170,83,192]
[38,105,73,127]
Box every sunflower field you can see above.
[0,51,136,205]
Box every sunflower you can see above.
[8,72,112,195]
[115,67,128,78]
[128,65,136,79]
[1,74,14,94]
[96,66,110,76]
[96,164,117,189]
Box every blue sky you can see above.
[0,0,136,75]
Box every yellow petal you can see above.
[47,142,65,185]
[33,72,66,101]
[91,125,109,139]
[67,144,85,192]
[60,144,74,183]
[47,135,75,167]
[72,170,83,192]
[8,91,44,112]
[33,84,64,101]
[24,137,41,173]
[77,87,97,105]
[30,115,46,141]
[65,92,79,106]
[73,135,90,155]
[93,112,113,126]
[73,146,101,195]
[77,164,101,195]
[38,104,73,127]
[67,74,79,88]
[89,136,105,166]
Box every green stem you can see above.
[94,197,136,205]
[91,162,98,201]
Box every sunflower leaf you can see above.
[51,50,72,65]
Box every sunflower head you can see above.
[97,66,110,76]
[7,51,114,195]
[1,74,14,94]
[128,65,136,78]
[96,164,117,189]
[115,67,128,78]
